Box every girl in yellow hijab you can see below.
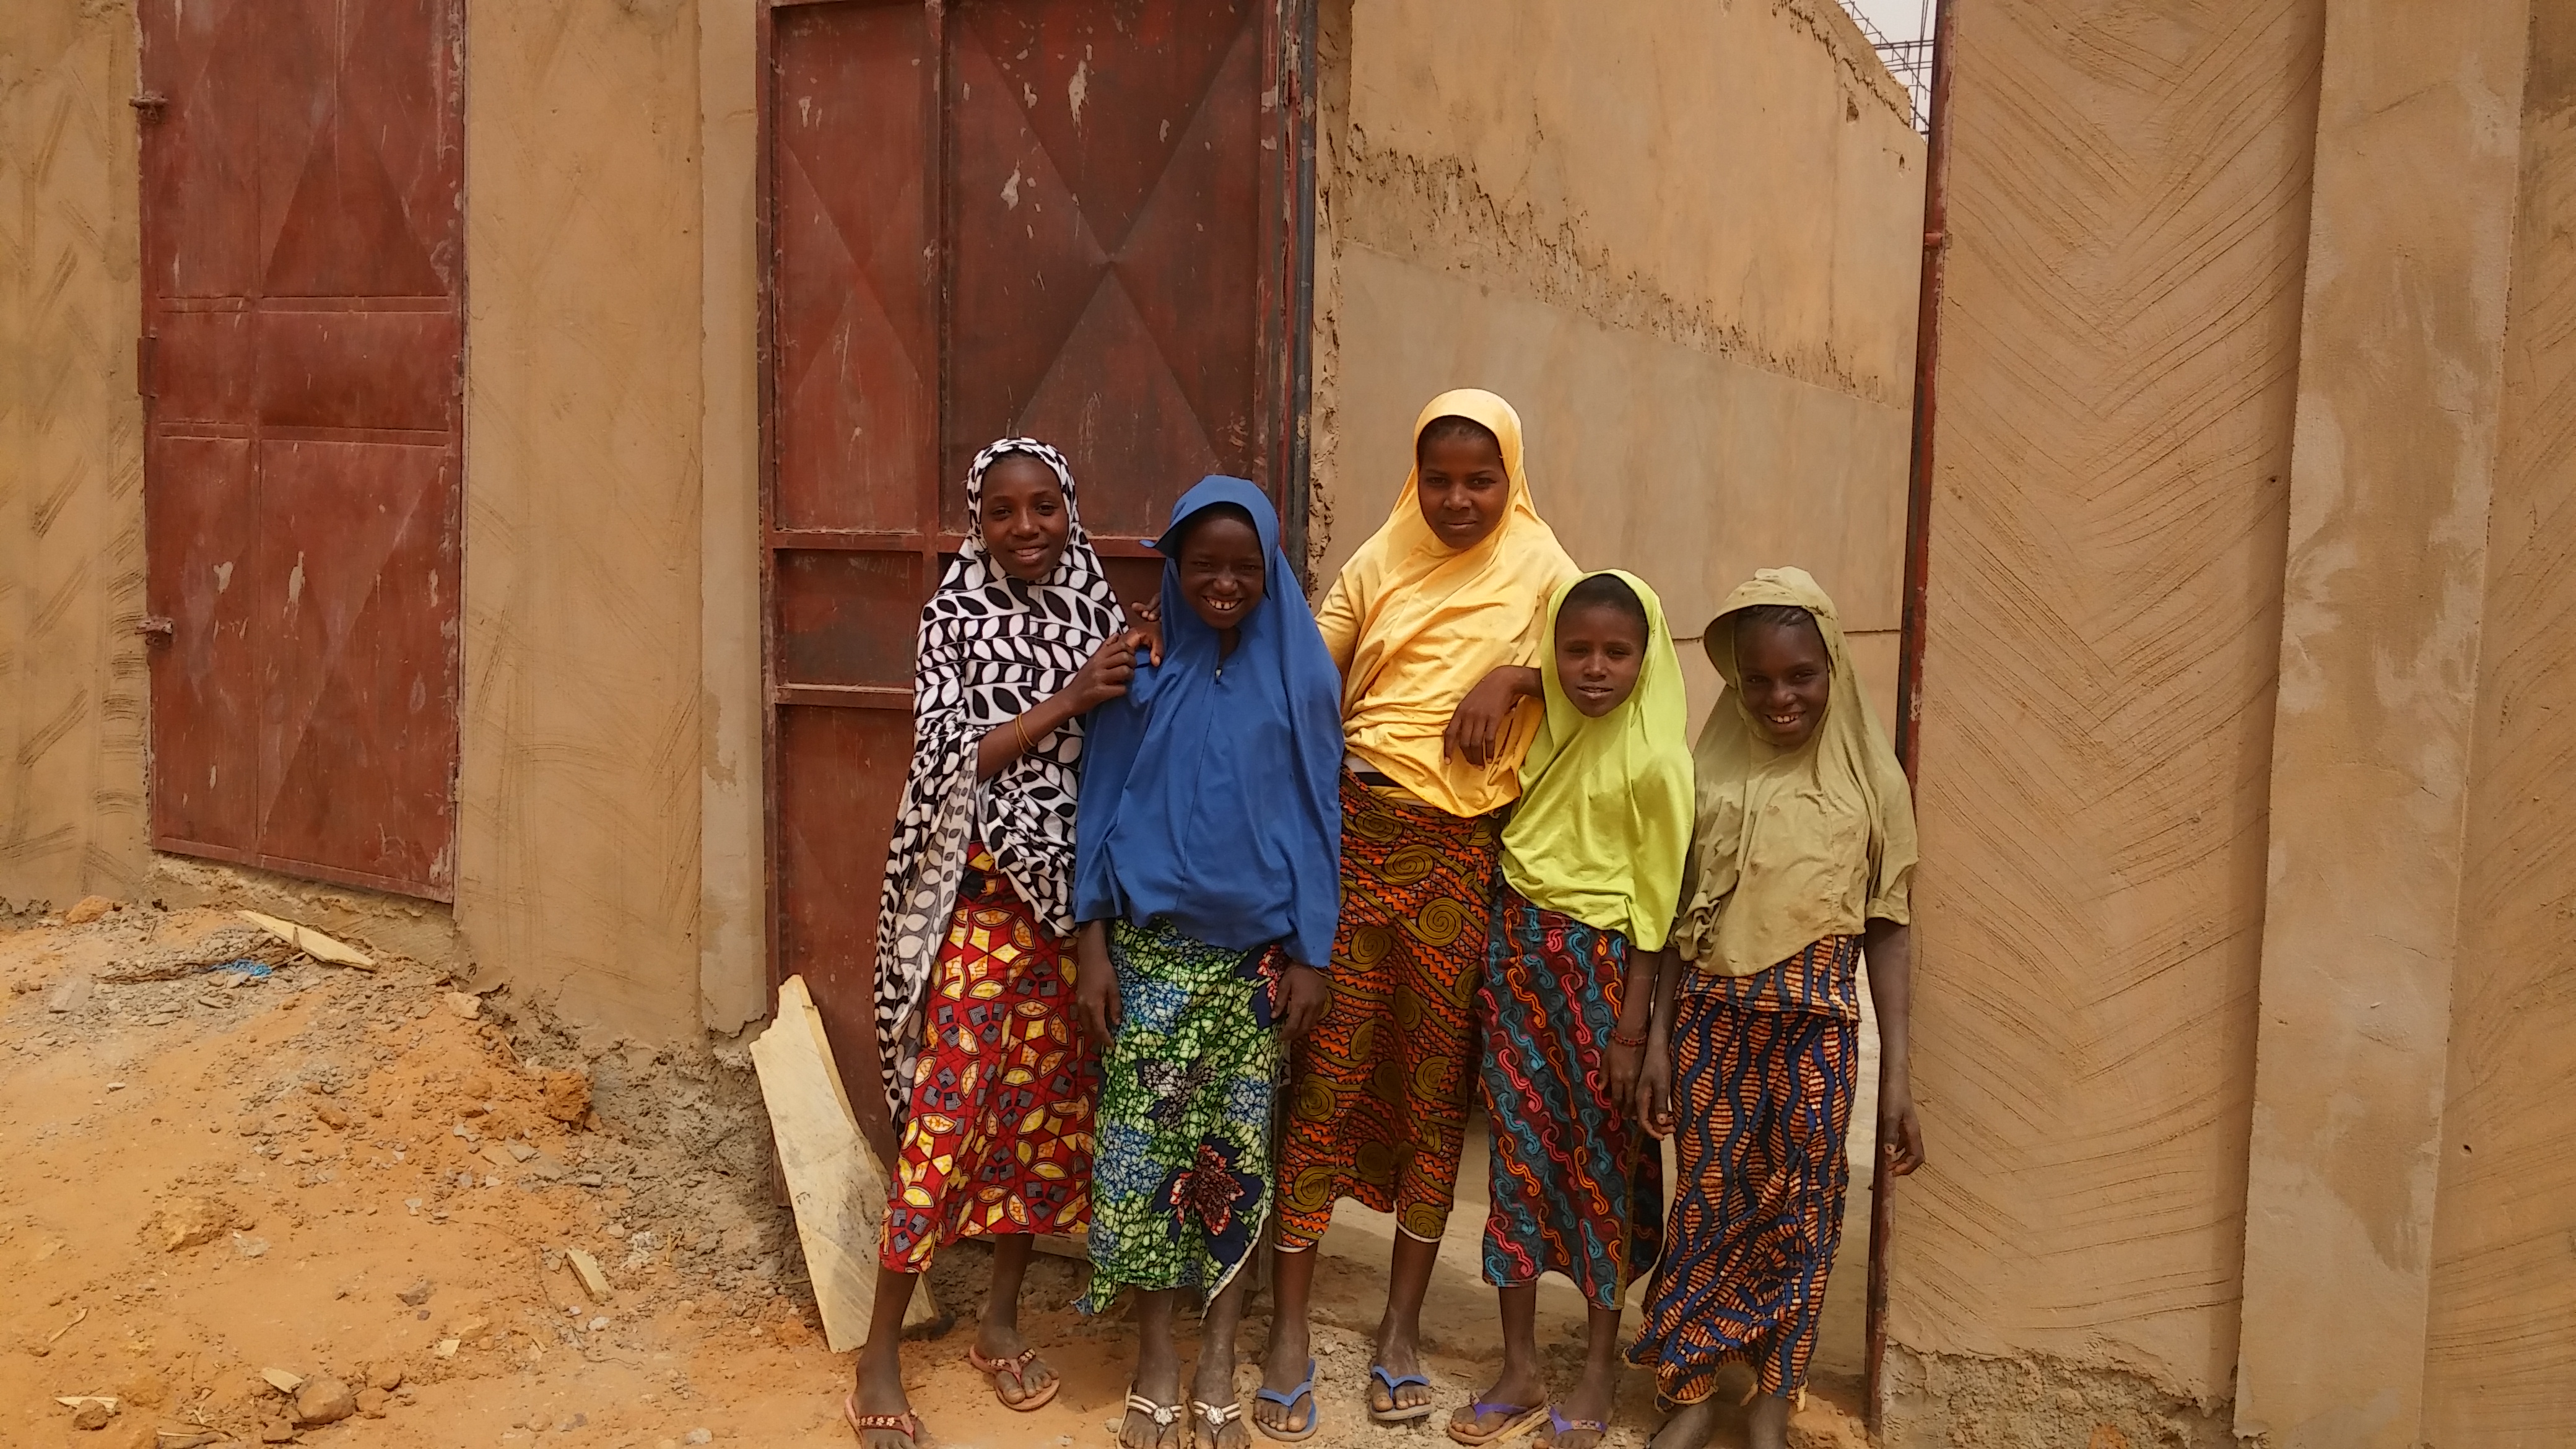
[1256,390,1579,1438]
[1447,572,1692,1449]
[1625,568,1924,1449]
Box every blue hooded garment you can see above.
[1073,476,1344,967]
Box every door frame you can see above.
[752,0,1318,1049]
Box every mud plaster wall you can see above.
[1881,1,2318,1438]
[1305,0,1925,725]
[0,1,152,909]
[455,0,709,1043]
[2417,4,2576,1441]
[2233,2,2531,1443]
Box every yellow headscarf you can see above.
[1674,567,1917,976]
[1314,389,1582,816]
[1499,572,1695,950]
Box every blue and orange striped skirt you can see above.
[1628,936,1862,1401]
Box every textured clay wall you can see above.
[2233,1,2531,1443]
[1309,0,1924,721]
[453,0,710,1042]
[0,1,150,908]
[2420,5,2576,1441]
[1881,1,2318,1442]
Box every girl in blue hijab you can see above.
[1073,476,1343,1449]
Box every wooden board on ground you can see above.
[238,910,375,969]
[751,975,938,1349]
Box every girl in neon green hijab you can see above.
[1449,571,1692,1449]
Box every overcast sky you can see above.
[1844,0,1934,45]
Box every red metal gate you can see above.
[761,0,1310,1149]
[137,0,466,900]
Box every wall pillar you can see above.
[697,0,765,1033]
[2234,2,2532,1443]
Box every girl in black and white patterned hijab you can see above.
[872,438,1134,1122]
[853,438,1143,1441]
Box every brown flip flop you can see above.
[844,1394,920,1447]
[968,1343,1063,1412]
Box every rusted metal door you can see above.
[137,0,466,900]
[762,0,1312,1146]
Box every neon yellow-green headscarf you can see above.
[1497,570,1695,949]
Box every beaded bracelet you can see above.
[1611,1029,1648,1049]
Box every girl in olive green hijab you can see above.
[1624,568,1925,1449]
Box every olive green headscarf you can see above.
[1673,567,1917,976]
[1497,570,1695,951]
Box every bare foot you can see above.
[1546,1362,1616,1449]
[972,1319,1055,1408]
[1121,1331,1186,1449]
[1253,1313,1315,1437]
[1745,1392,1790,1449]
[1449,1364,1544,1440]
[850,1342,916,1448]
[1368,1323,1433,1420]
[1648,1397,1723,1449]
[1192,1347,1248,1448]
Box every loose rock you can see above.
[370,1364,405,1391]
[539,1069,592,1124]
[259,1417,297,1443]
[293,1375,356,1425]
[71,1398,112,1429]
[397,1279,435,1307]
[144,1196,240,1252]
[64,895,116,925]
[354,1385,391,1419]
[443,992,482,1020]
[684,1430,713,1445]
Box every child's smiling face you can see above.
[1554,601,1648,718]
[1734,615,1831,748]
[1176,511,1266,635]
[978,453,1072,583]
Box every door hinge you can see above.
[136,616,175,644]
[130,92,168,122]
[137,334,156,398]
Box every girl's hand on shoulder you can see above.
[1128,602,1164,666]
[1635,1038,1676,1139]
[1443,665,1536,767]
[1879,1078,1926,1176]
[1074,925,1121,1046]
[1279,965,1331,1038]
[1066,633,1138,711]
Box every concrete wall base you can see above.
[1881,1346,2252,1449]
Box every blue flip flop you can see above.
[1253,1359,1318,1443]
[1545,1406,1611,1447]
[1445,1398,1549,1446]
[1371,1364,1437,1425]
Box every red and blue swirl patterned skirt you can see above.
[1476,882,1664,1308]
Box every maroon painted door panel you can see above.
[763,0,1305,1147]
[139,0,465,900]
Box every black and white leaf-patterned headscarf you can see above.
[873,438,1126,1123]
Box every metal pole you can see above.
[1866,0,1955,1432]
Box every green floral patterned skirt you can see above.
[1078,916,1286,1312]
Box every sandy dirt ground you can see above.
[0,902,1871,1449]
